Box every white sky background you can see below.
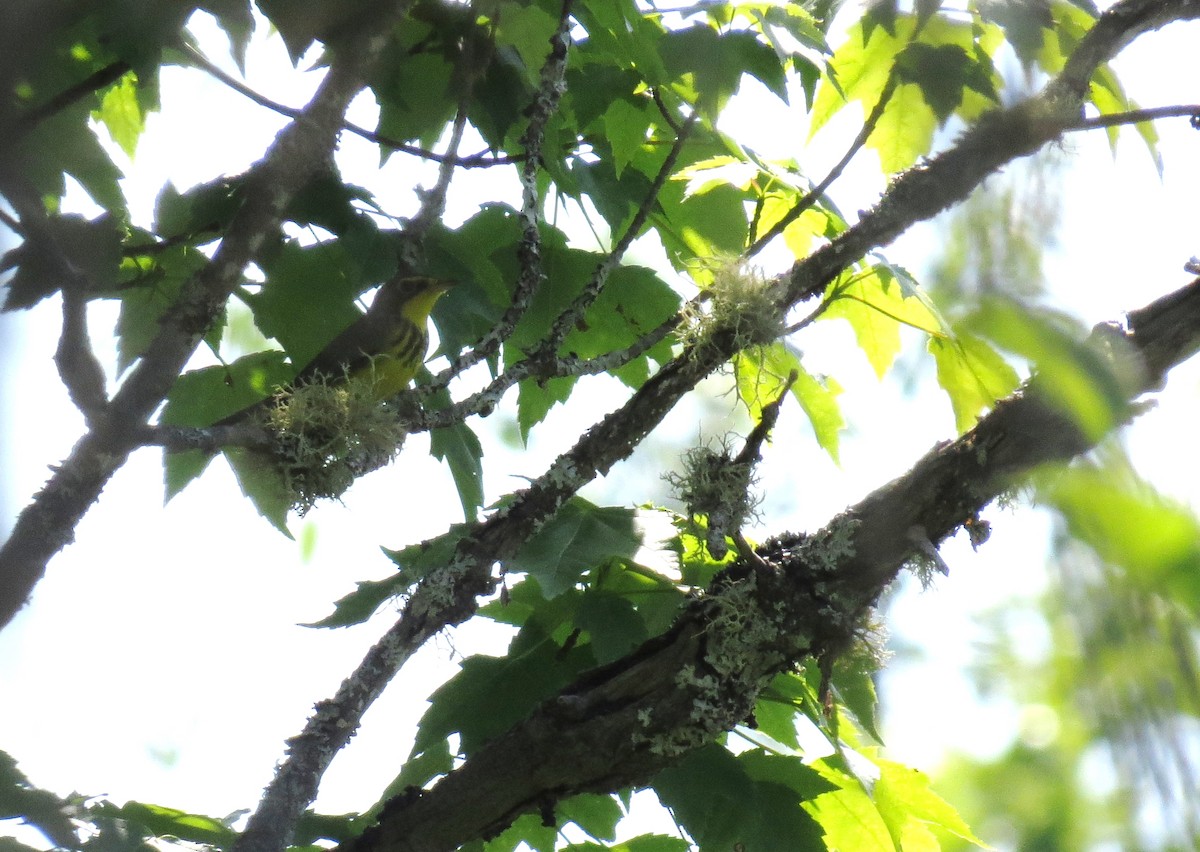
[2,2,1199,845]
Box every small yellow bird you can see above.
[218,275,456,426]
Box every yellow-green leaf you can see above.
[97,71,145,158]
[822,266,942,378]
[930,333,1020,433]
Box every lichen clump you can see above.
[664,438,761,558]
[679,263,784,357]
[262,374,408,513]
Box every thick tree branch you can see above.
[349,274,1200,852]
[0,6,413,629]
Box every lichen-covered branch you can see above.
[429,0,574,388]
[347,275,1200,852]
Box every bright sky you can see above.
[2,5,1199,845]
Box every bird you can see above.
[216,274,456,427]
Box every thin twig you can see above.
[183,43,520,169]
[10,60,130,139]
[745,73,898,259]
[424,1,574,389]
[404,16,492,242]
[540,106,700,356]
[1063,104,1200,131]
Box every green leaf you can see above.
[755,672,814,749]
[96,70,147,157]
[565,264,680,385]
[154,176,246,241]
[930,333,1020,433]
[2,213,123,310]
[603,98,652,179]
[809,18,900,140]
[1040,464,1200,615]
[374,51,457,151]
[509,499,643,597]
[18,103,127,214]
[660,27,785,117]
[894,43,997,124]
[734,343,845,463]
[412,622,593,756]
[832,657,883,743]
[654,746,829,850]
[874,758,986,847]
[495,4,560,75]
[565,836,690,852]
[966,298,1127,441]
[302,573,413,629]
[117,242,208,372]
[248,240,365,370]
[388,737,453,794]
[575,591,648,665]
[803,761,894,850]
[0,750,78,849]
[516,376,578,442]
[162,351,292,428]
[430,421,485,521]
[822,265,941,379]
[557,793,624,843]
[90,800,238,846]
[225,447,294,536]
[204,0,256,70]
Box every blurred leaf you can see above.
[967,298,1127,441]
[95,70,147,157]
[1041,464,1200,615]
[0,750,79,849]
[90,800,238,846]
[2,213,122,310]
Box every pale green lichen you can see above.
[663,437,761,559]
[679,263,784,359]
[262,373,407,513]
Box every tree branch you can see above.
[182,43,519,169]
[347,273,1200,852]
[1063,103,1200,131]
[0,4,415,630]
[426,1,574,387]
